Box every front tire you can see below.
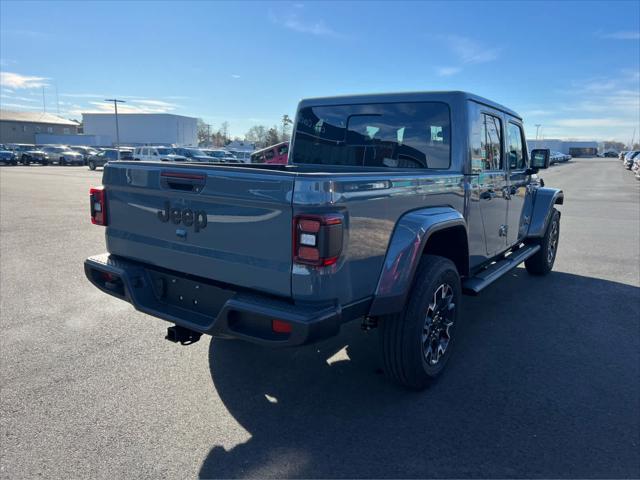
[525,208,560,275]
[21,155,30,166]
[59,157,66,166]
[88,161,96,170]
[380,255,461,390]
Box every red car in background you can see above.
[251,141,289,164]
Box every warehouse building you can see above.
[527,139,598,157]
[82,113,198,146]
[0,110,80,144]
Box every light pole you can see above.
[535,124,541,141]
[105,99,125,159]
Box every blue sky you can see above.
[1,1,639,142]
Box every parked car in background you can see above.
[0,144,18,165]
[602,150,619,158]
[133,146,187,162]
[11,144,49,165]
[250,142,289,164]
[619,151,629,161]
[40,146,84,165]
[87,148,134,170]
[201,149,239,162]
[227,150,252,163]
[623,151,640,170]
[173,147,215,162]
[70,146,99,164]
[549,151,564,164]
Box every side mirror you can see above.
[530,149,550,170]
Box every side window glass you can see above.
[471,113,502,172]
[507,122,526,170]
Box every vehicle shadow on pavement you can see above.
[199,269,640,479]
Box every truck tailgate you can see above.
[102,163,294,297]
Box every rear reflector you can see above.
[89,186,107,226]
[272,319,293,333]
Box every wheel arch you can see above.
[526,187,563,239]
[368,207,467,317]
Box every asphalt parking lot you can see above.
[1,158,639,479]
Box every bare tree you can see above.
[196,118,211,146]
[266,125,280,146]
[245,125,268,147]
[281,114,293,141]
[220,121,230,145]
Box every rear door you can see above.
[471,107,509,256]
[505,120,529,244]
[103,163,295,297]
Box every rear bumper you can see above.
[84,253,369,347]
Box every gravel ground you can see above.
[1,158,638,479]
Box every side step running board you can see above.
[462,244,541,295]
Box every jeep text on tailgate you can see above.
[85,91,563,389]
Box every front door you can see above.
[473,111,508,256]
[506,120,530,244]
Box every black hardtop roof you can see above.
[297,90,521,120]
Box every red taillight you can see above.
[90,186,107,226]
[272,319,293,334]
[293,214,343,267]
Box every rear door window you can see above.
[471,113,503,173]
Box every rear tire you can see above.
[525,208,560,275]
[21,155,30,166]
[380,255,461,390]
[60,157,66,166]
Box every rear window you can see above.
[292,102,450,169]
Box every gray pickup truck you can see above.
[85,91,563,389]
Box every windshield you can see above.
[292,102,451,169]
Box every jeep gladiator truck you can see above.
[85,91,563,389]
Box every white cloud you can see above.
[444,34,500,65]
[231,74,241,79]
[434,35,500,76]
[536,72,640,141]
[436,66,461,77]
[269,11,343,38]
[81,99,178,114]
[59,93,105,98]
[0,102,42,110]
[551,118,637,128]
[0,94,39,103]
[0,71,49,89]
[599,31,640,40]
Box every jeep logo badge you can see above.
[157,201,207,232]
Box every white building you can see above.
[527,139,598,157]
[82,113,198,146]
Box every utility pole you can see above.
[535,124,541,141]
[42,87,46,113]
[105,99,125,159]
[206,124,211,146]
[630,128,636,149]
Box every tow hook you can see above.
[165,325,202,345]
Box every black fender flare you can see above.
[526,188,563,238]
[369,207,467,317]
